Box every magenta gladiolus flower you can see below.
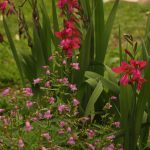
[0,1,8,14]
[112,59,148,91]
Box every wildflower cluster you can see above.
[112,49,148,91]
[55,0,81,58]
[0,53,122,150]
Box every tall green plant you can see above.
[3,0,58,88]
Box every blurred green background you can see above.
[0,1,150,87]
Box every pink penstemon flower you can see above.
[87,143,95,150]
[59,121,66,128]
[26,101,33,109]
[2,88,10,96]
[43,110,53,119]
[70,62,80,70]
[69,83,77,91]
[58,104,70,113]
[0,109,5,113]
[73,98,80,107]
[67,137,75,145]
[41,132,51,141]
[48,97,55,104]
[112,121,120,128]
[25,120,33,132]
[23,87,33,96]
[18,138,25,148]
[41,146,48,150]
[33,78,42,85]
[87,129,95,139]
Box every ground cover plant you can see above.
[1,0,150,150]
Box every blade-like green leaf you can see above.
[85,71,120,93]
[85,80,103,116]
[85,78,98,88]
[94,0,104,66]
[52,0,59,32]
[3,17,25,86]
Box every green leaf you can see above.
[85,78,98,88]
[85,71,120,93]
[3,17,25,86]
[85,80,103,116]
[52,0,59,32]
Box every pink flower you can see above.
[41,132,51,141]
[87,129,95,139]
[69,84,77,91]
[67,127,72,133]
[112,59,148,91]
[26,101,33,109]
[25,121,33,132]
[58,129,65,135]
[42,65,49,69]
[110,96,117,100]
[0,109,5,113]
[120,74,129,85]
[112,121,120,128]
[73,98,80,106]
[33,78,42,85]
[2,88,10,96]
[48,55,54,61]
[62,60,67,65]
[59,121,66,127]
[63,77,69,84]
[71,63,80,70]
[18,138,25,148]
[67,137,75,145]
[48,97,55,104]
[46,70,51,75]
[87,144,95,150]
[23,88,33,96]
[58,104,70,113]
[41,146,48,150]
[44,110,52,119]
[45,81,50,88]
[107,135,115,141]
[0,1,8,14]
